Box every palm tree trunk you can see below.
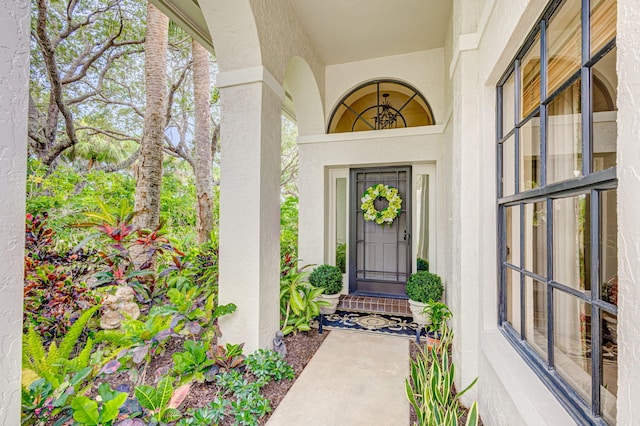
[133,2,168,232]
[192,39,214,244]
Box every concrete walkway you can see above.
[267,330,410,426]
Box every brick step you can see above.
[337,294,411,317]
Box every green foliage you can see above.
[23,306,100,388]
[417,257,429,272]
[245,349,295,384]
[95,313,173,365]
[212,343,245,372]
[280,196,298,270]
[215,371,271,426]
[405,328,478,426]
[23,213,99,343]
[172,340,215,384]
[308,264,343,295]
[405,271,443,304]
[423,301,452,335]
[279,265,326,335]
[177,398,228,426]
[71,383,127,426]
[336,242,346,273]
[135,376,182,424]
[21,378,54,424]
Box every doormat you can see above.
[311,310,425,338]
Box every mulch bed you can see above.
[46,330,329,425]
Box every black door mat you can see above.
[311,310,425,338]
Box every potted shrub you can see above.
[405,271,444,325]
[309,264,343,314]
[423,301,452,349]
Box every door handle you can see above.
[403,230,410,241]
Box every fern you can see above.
[58,305,100,360]
[23,305,100,388]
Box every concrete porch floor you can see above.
[266,329,410,426]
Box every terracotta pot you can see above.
[408,299,432,326]
[425,332,441,350]
[318,293,340,315]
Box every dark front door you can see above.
[349,166,411,296]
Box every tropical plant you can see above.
[212,343,245,372]
[177,398,228,426]
[215,371,271,426]
[279,265,327,335]
[134,376,182,424]
[23,213,98,342]
[405,328,478,426]
[70,383,127,426]
[423,301,452,336]
[94,313,173,365]
[308,264,343,295]
[405,271,443,303]
[245,349,295,384]
[172,340,215,384]
[22,305,100,388]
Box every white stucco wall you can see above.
[298,125,450,278]
[325,49,446,126]
[0,0,29,423]
[615,0,640,423]
[449,0,576,423]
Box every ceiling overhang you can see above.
[151,0,214,55]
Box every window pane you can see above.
[591,0,617,56]
[553,290,592,406]
[416,175,429,271]
[592,47,617,172]
[553,194,590,292]
[502,73,515,135]
[521,36,541,119]
[548,79,582,184]
[548,0,582,94]
[506,205,521,266]
[524,276,548,360]
[524,202,547,277]
[519,113,541,191]
[601,312,618,424]
[336,178,347,273]
[502,135,516,197]
[506,267,521,333]
[600,190,617,305]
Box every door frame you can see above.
[348,166,412,297]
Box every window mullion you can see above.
[546,197,554,368]
[590,188,602,416]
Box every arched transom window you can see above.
[327,80,434,133]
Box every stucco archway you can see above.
[284,56,325,136]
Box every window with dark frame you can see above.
[497,0,618,424]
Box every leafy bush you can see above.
[423,301,452,335]
[417,257,429,272]
[23,214,99,342]
[308,264,343,295]
[135,376,182,424]
[336,242,346,273]
[405,328,478,426]
[215,371,271,425]
[172,340,215,383]
[405,271,443,303]
[279,266,326,335]
[71,383,127,426]
[245,349,295,384]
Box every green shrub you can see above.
[308,264,343,295]
[336,242,346,273]
[405,271,443,303]
[417,257,429,271]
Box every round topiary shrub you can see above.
[309,264,343,295]
[405,271,443,303]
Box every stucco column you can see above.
[450,49,481,403]
[0,0,29,423]
[615,0,640,423]
[216,68,283,353]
